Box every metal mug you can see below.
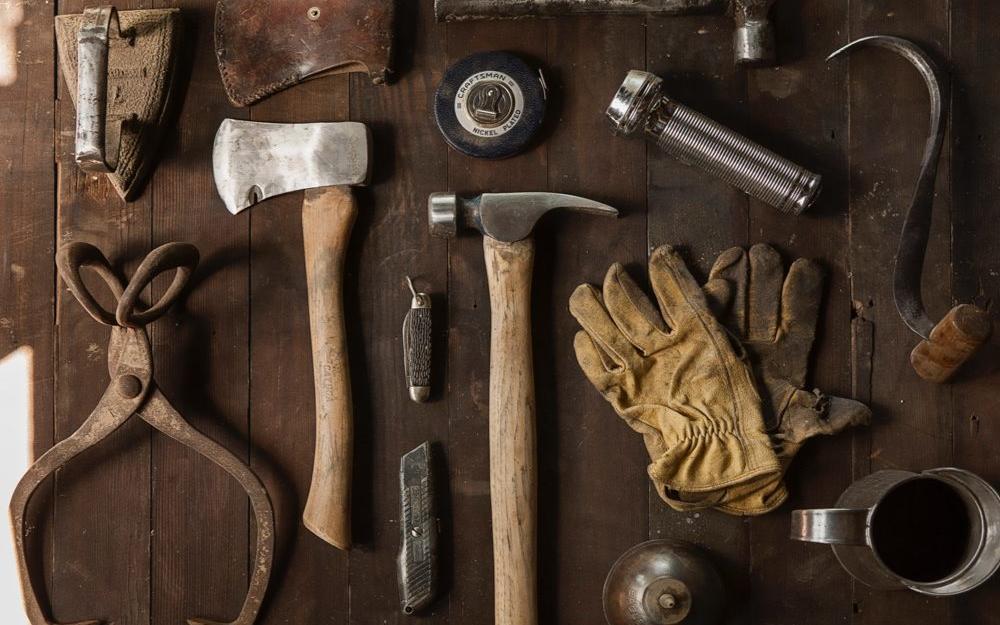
[790,468,1000,596]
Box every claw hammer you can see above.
[429,192,618,625]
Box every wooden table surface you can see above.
[3,1,999,624]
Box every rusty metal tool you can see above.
[828,35,991,383]
[213,119,372,549]
[429,191,618,625]
[214,0,395,106]
[10,241,274,625]
[55,5,183,201]
[397,441,440,614]
[403,277,433,403]
[434,0,782,66]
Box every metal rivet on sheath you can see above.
[116,374,142,398]
[307,6,321,20]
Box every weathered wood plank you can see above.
[51,1,152,624]
[148,1,250,625]
[246,63,351,625]
[540,14,648,624]
[443,18,547,625]
[644,13,751,623]
[744,0,853,622]
[346,0,450,622]
[847,1,953,623]
[0,0,56,620]
[949,0,1000,622]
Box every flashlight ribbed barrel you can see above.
[607,69,821,215]
[650,102,820,214]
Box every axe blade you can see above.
[212,119,371,215]
[214,0,394,107]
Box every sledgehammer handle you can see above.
[301,185,356,549]
[484,236,538,625]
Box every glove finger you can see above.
[648,245,710,329]
[780,258,825,342]
[708,246,748,334]
[702,277,734,321]
[774,390,871,457]
[603,263,671,355]
[823,394,872,431]
[572,330,619,392]
[748,244,784,342]
[569,283,639,370]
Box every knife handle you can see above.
[403,277,433,402]
[398,442,439,614]
[301,185,355,550]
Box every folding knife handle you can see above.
[397,442,439,614]
[403,278,433,402]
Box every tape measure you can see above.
[434,51,547,159]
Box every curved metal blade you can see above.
[828,35,946,340]
[476,192,619,242]
[212,119,372,215]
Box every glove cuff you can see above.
[647,424,781,497]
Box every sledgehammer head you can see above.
[213,119,371,215]
[428,192,618,242]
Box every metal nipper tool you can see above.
[10,241,274,625]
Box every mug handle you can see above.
[790,509,869,545]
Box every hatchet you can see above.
[213,119,371,549]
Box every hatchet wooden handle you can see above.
[911,304,992,383]
[301,185,355,550]
[484,236,537,625]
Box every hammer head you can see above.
[428,192,618,243]
[213,119,372,215]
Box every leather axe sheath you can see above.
[215,0,394,107]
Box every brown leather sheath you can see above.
[215,0,394,107]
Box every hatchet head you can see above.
[215,0,394,107]
[212,119,372,215]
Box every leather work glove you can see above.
[569,245,781,508]
[696,244,872,514]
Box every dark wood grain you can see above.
[6,2,1000,625]
[540,14,648,624]
[443,18,547,625]
[745,1,853,623]
[846,2,954,624]
[52,2,152,624]
[950,0,1000,622]
[347,0,450,621]
[0,0,56,617]
[149,1,251,624]
[246,59,351,625]
[644,13,752,625]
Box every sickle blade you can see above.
[828,35,946,340]
[212,119,371,215]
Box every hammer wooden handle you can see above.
[484,236,538,625]
[301,185,355,549]
[911,304,992,383]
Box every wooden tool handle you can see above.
[911,304,992,383]
[301,185,356,549]
[484,236,538,625]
